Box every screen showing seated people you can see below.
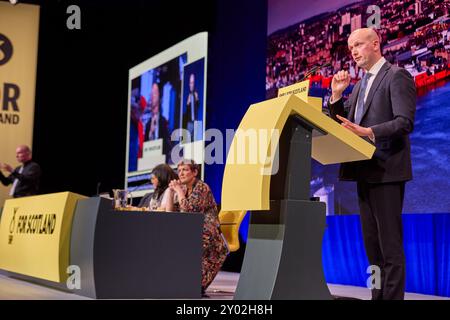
[126,32,208,197]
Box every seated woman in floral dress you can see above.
[168,159,228,294]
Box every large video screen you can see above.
[267,0,450,214]
[126,32,208,197]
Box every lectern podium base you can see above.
[234,199,332,300]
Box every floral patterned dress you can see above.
[179,179,229,291]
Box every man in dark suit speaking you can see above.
[0,145,41,198]
[328,28,416,300]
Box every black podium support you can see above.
[234,116,332,300]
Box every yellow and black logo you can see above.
[8,207,18,244]
[0,33,13,66]
[7,208,57,245]
[9,207,18,234]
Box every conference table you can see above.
[0,192,203,299]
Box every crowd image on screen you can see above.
[266,0,450,99]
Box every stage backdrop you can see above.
[267,0,450,214]
[0,3,40,204]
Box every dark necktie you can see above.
[354,72,372,125]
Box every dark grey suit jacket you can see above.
[328,61,416,183]
[0,161,41,197]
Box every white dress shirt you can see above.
[357,56,386,106]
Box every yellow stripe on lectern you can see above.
[0,192,87,283]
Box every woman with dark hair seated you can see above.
[168,159,228,294]
[147,163,178,211]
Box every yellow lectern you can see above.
[221,81,375,299]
